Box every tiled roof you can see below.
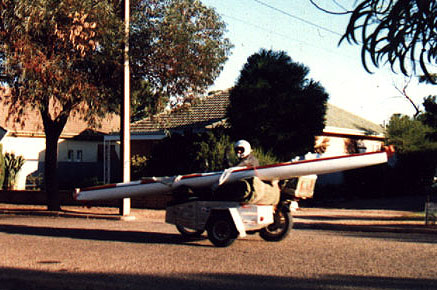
[0,100,120,138]
[325,104,385,136]
[0,87,384,139]
[131,91,230,134]
[131,90,384,137]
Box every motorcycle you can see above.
[165,183,293,247]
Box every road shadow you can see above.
[296,214,424,222]
[0,224,209,247]
[293,222,437,244]
[0,207,123,219]
[0,267,435,290]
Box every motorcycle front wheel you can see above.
[259,207,292,242]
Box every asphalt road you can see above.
[1,207,436,290]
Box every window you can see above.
[76,150,83,162]
[68,150,74,161]
[67,149,83,162]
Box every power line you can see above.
[221,13,357,61]
[332,0,349,12]
[223,14,315,48]
[253,0,344,37]
[252,0,437,71]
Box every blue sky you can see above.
[201,0,436,125]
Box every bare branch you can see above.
[393,77,421,118]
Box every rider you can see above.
[234,140,259,167]
[232,140,279,205]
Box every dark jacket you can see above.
[235,153,259,167]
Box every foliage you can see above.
[388,150,437,196]
[131,154,148,180]
[0,0,231,209]
[385,114,436,153]
[25,173,44,190]
[419,74,437,84]
[145,128,233,176]
[227,49,329,160]
[191,129,235,172]
[418,95,437,141]
[252,147,279,166]
[144,127,282,178]
[0,0,124,209]
[3,152,25,189]
[383,99,437,198]
[0,144,4,189]
[129,0,233,119]
[340,0,437,83]
[0,0,124,123]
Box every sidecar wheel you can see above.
[206,212,238,247]
[176,225,204,238]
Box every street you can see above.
[1,207,436,290]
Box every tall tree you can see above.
[0,0,124,210]
[129,0,233,119]
[0,0,232,210]
[338,0,437,83]
[227,49,329,160]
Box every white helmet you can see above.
[234,140,251,159]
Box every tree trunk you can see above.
[41,107,69,211]
[45,131,61,211]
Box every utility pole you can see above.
[119,0,131,216]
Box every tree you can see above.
[129,0,233,119]
[0,0,232,210]
[392,77,421,118]
[385,113,437,195]
[386,114,436,153]
[338,0,437,83]
[0,0,124,210]
[419,95,437,141]
[227,49,329,160]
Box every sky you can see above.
[200,0,436,125]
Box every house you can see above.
[0,87,385,189]
[108,90,384,185]
[319,104,385,156]
[127,90,385,157]
[127,91,231,155]
[0,95,120,190]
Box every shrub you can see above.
[3,152,25,190]
[26,173,43,190]
[385,150,437,196]
[131,154,148,180]
[145,127,234,176]
[144,127,281,177]
[252,147,279,166]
